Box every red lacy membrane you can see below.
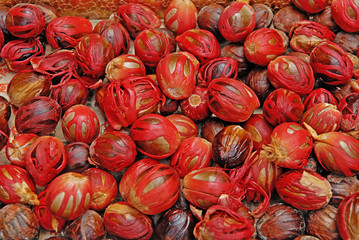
[106,54,146,82]
[25,136,66,187]
[119,158,181,215]
[166,114,199,141]
[46,16,93,49]
[117,3,161,38]
[338,92,359,132]
[5,133,38,168]
[164,0,197,35]
[337,192,359,239]
[331,0,359,33]
[303,87,338,110]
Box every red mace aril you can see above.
[134,28,170,67]
[221,44,251,76]
[75,33,114,78]
[263,88,305,126]
[218,1,256,43]
[104,201,153,240]
[7,70,51,109]
[0,96,10,121]
[304,123,359,176]
[338,92,359,133]
[46,16,93,49]
[30,49,79,86]
[180,86,210,122]
[89,131,137,172]
[105,54,146,82]
[289,20,335,54]
[130,75,163,118]
[156,52,196,100]
[244,150,282,201]
[5,4,45,38]
[64,142,91,173]
[164,0,197,36]
[166,114,199,141]
[176,29,221,64]
[117,3,161,38]
[25,136,66,187]
[300,103,342,134]
[131,114,181,159]
[244,28,286,66]
[310,41,353,86]
[333,79,359,103]
[46,172,92,220]
[0,37,45,72]
[93,15,131,57]
[262,122,313,169]
[182,167,234,209]
[83,168,118,211]
[267,55,315,96]
[51,78,89,112]
[331,0,359,32]
[15,96,62,136]
[303,87,338,110]
[0,164,39,205]
[275,169,332,210]
[243,114,274,150]
[197,57,238,87]
[292,0,327,13]
[61,104,100,144]
[337,192,359,239]
[119,158,181,215]
[207,77,260,123]
[212,125,253,169]
[6,133,38,168]
[103,79,137,129]
[170,137,212,178]
[34,189,67,232]
[194,205,255,240]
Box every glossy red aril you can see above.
[119,159,180,215]
[243,114,274,150]
[0,165,39,205]
[15,96,62,136]
[46,16,93,49]
[0,37,45,72]
[46,172,92,220]
[83,168,118,211]
[176,29,221,64]
[117,3,161,38]
[337,192,359,239]
[25,136,66,186]
[131,114,181,159]
[166,114,199,141]
[267,55,315,96]
[75,33,114,78]
[164,0,197,35]
[6,133,38,168]
[89,131,137,172]
[218,1,256,42]
[104,202,153,240]
[207,77,260,122]
[180,86,210,122]
[5,4,45,38]
[303,88,338,110]
[93,16,130,57]
[156,52,196,100]
[244,28,286,66]
[105,54,146,82]
[194,205,255,240]
[310,41,353,86]
[62,105,100,144]
[331,0,359,32]
[338,92,359,133]
[197,57,238,87]
[170,137,212,178]
[300,103,342,134]
[262,122,313,169]
[182,167,234,209]
[134,28,170,67]
[275,169,332,210]
[289,20,335,54]
[263,88,305,126]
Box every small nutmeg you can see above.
[327,174,359,206]
[256,203,306,240]
[252,4,273,29]
[273,6,308,34]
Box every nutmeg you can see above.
[327,174,359,206]
[252,4,273,29]
[246,67,273,104]
[273,6,308,34]
[221,44,252,77]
